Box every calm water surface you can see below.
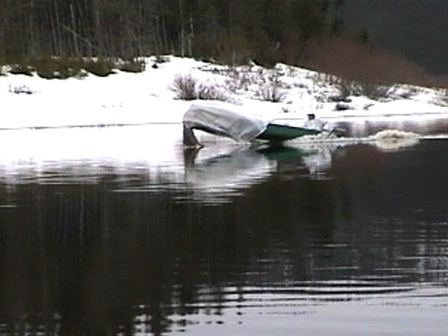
[0,129,447,336]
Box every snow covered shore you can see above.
[1,56,448,173]
[2,56,448,131]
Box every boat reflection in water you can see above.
[180,142,341,204]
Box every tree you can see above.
[0,0,343,66]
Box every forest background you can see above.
[1,0,447,88]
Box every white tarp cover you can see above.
[183,101,270,141]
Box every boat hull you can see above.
[256,123,321,141]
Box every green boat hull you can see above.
[256,123,321,141]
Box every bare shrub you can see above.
[360,83,397,100]
[443,89,448,98]
[170,73,228,101]
[197,83,228,101]
[225,66,262,93]
[257,79,287,102]
[171,74,198,100]
[334,80,361,98]
[334,79,397,101]
[225,67,287,102]
[436,89,448,106]
[256,73,287,102]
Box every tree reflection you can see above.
[0,141,447,335]
[0,160,336,335]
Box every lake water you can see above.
[0,126,447,335]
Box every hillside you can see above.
[338,0,448,76]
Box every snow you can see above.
[1,55,448,174]
[2,56,447,128]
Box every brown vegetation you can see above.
[304,37,448,89]
[3,57,145,79]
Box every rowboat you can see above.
[183,101,321,146]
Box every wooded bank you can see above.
[0,0,344,66]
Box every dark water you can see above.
[0,136,448,336]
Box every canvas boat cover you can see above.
[183,101,271,141]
